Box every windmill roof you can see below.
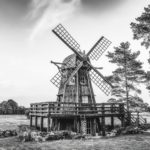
[61,53,76,69]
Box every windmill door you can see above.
[86,119,92,134]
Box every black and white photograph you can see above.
[0,0,150,149]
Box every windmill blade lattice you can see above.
[52,24,81,52]
[89,37,111,61]
[50,71,61,88]
[89,69,112,95]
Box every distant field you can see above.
[0,115,29,130]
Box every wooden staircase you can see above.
[123,109,146,126]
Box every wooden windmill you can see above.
[51,24,112,107]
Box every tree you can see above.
[131,5,150,93]
[7,99,18,113]
[106,42,146,111]
[130,5,150,49]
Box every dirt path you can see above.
[0,134,150,150]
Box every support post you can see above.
[40,117,43,131]
[121,115,125,127]
[102,103,105,136]
[35,116,37,129]
[92,118,96,136]
[30,116,32,127]
[74,117,77,132]
[47,103,50,132]
[47,117,50,132]
[111,116,114,129]
[120,103,125,127]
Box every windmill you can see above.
[50,24,112,109]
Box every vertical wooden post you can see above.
[121,115,125,127]
[30,116,32,127]
[102,103,105,136]
[40,104,43,131]
[77,118,80,133]
[35,116,37,129]
[74,117,77,132]
[92,118,96,136]
[30,104,32,127]
[111,104,114,129]
[120,103,125,127]
[47,103,50,132]
[111,116,114,129]
[40,117,43,131]
[96,118,101,135]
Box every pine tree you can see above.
[130,4,150,93]
[130,5,150,49]
[106,42,146,111]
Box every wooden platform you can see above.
[30,102,126,136]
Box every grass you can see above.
[1,134,150,150]
[1,114,150,150]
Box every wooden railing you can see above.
[30,102,125,117]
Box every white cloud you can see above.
[28,0,81,40]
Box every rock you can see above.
[34,135,43,142]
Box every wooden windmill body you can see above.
[57,53,95,105]
[50,24,112,134]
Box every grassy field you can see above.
[1,134,150,150]
[0,114,150,150]
[0,115,29,130]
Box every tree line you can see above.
[0,99,27,114]
[106,4,150,112]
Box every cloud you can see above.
[28,0,81,40]
[81,0,123,13]
[0,0,31,25]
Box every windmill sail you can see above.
[88,36,111,61]
[89,69,112,95]
[50,71,62,88]
[52,24,81,53]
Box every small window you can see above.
[69,77,75,85]
[82,96,88,103]
[80,76,86,85]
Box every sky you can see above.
[0,0,149,107]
